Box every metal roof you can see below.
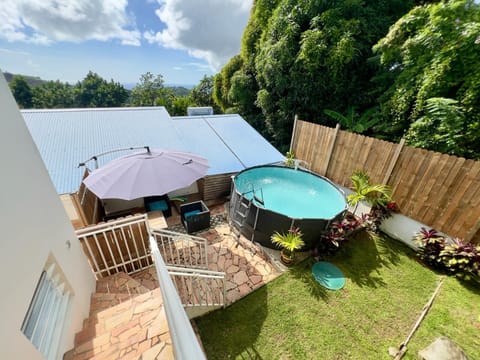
[21,107,284,194]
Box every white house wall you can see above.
[0,74,96,359]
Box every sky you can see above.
[0,0,253,87]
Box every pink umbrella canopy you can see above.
[83,149,209,200]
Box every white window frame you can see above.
[21,261,71,360]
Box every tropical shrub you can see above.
[439,238,480,280]
[414,228,446,269]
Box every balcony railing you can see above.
[149,236,206,360]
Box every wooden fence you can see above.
[291,120,480,243]
[78,169,103,225]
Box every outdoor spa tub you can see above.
[229,165,347,249]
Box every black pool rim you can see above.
[230,164,348,250]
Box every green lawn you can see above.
[195,232,480,359]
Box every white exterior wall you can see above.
[340,186,449,249]
[0,74,96,359]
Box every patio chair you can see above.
[144,195,172,218]
[180,200,210,233]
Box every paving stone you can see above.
[147,309,169,338]
[224,259,233,270]
[111,319,140,338]
[139,309,160,327]
[250,275,263,285]
[141,343,165,360]
[238,284,252,298]
[233,271,249,285]
[226,264,240,274]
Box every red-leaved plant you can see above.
[414,227,446,269]
[439,238,480,280]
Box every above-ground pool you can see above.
[230,165,347,249]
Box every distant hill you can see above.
[167,86,191,96]
[3,72,48,87]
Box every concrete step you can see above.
[130,267,159,291]
[95,272,150,295]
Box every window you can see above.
[21,261,71,360]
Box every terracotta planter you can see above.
[280,249,295,266]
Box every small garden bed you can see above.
[195,232,480,359]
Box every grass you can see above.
[195,232,480,359]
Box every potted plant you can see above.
[271,227,305,265]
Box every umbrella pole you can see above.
[78,146,151,168]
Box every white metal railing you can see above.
[77,216,226,309]
[166,266,226,307]
[76,214,152,278]
[149,236,206,360]
[151,229,209,269]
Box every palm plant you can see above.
[271,227,305,265]
[323,107,379,134]
[347,170,392,214]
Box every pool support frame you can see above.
[229,165,347,250]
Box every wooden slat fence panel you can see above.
[200,174,236,201]
[78,169,103,225]
[293,122,335,175]
[292,119,480,243]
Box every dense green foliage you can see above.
[130,72,166,106]
[190,75,221,113]
[9,76,33,108]
[7,71,219,116]
[215,0,479,159]
[74,71,128,107]
[214,0,420,151]
[32,81,75,108]
[374,0,480,159]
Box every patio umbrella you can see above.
[83,149,209,200]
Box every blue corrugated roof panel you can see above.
[204,115,285,168]
[22,107,284,194]
[171,115,245,174]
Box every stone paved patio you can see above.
[135,210,282,305]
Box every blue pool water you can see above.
[234,166,346,219]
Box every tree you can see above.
[214,0,420,152]
[168,96,191,116]
[9,75,33,108]
[190,75,221,113]
[32,81,75,108]
[405,98,468,157]
[373,0,480,159]
[130,72,165,106]
[323,107,380,134]
[74,71,128,107]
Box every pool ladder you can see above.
[230,195,252,247]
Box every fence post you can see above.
[322,123,340,177]
[383,138,406,185]
[289,114,298,152]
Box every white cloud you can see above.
[0,0,141,46]
[145,0,253,70]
